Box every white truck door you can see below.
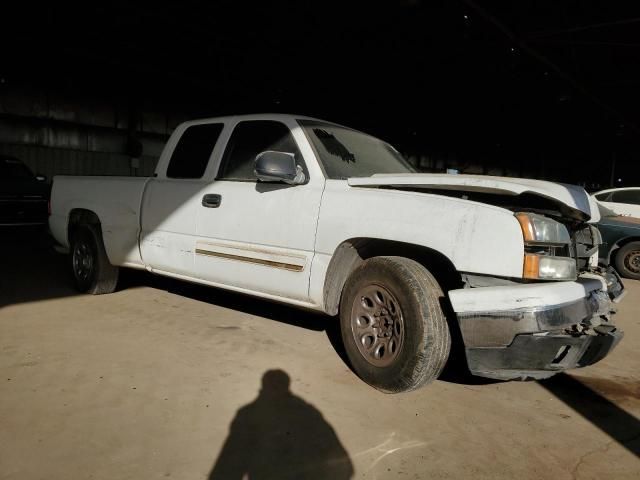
[140,122,226,276]
[194,119,324,301]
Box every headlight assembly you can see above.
[516,212,577,281]
[516,212,571,245]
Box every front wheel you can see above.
[70,225,119,294]
[614,241,640,280]
[339,256,451,393]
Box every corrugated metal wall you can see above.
[0,85,189,179]
[0,144,158,178]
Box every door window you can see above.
[218,120,306,181]
[611,190,640,205]
[166,123,224,179]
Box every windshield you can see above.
[0,157,35,180]
[299,120,415,179]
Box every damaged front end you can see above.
[348,173,625,379]
[450,212,625,381]
[452,271,624,380]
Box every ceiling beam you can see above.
[528,17,640,39]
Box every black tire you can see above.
[614,241,640,280]
[339,256,451,393]
[70,225,119,294]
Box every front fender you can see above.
[315,181,525,278]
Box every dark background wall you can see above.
[0,85,186,178]
[2,1,640,189]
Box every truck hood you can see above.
[348,173,600,222]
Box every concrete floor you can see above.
[1,229,639,479]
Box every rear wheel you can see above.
[614,241,640,280]
[339,256,451,393]
[70,225,119,294]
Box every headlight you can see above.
[515,212,571,245]
[523,254,577,280]
[516,212,576,281]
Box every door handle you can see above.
[202,194,222,208]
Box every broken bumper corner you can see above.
[449,274,624,380]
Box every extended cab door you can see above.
[140,122,226,276]
[194,119,324,302]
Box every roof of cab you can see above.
[179,113,334,128]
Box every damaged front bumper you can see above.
[449,268,624,380]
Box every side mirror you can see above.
[254,151,305,185]
[35,174,47,182]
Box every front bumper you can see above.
[449,269,624,380]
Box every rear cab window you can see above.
[166,123,224,179]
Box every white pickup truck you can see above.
[49,114,624,392]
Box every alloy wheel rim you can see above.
[73,241,94,281]
[350,284,404,367]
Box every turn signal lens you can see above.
[517,214,536,242]
[523,254,540,279]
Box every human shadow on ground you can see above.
[208,369,354,480]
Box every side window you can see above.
[594,192,612,201]
[166,123,224,179]
[611,190,640,205]
[218,120,306,181]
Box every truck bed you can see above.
[49,176,150,267]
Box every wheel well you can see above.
[322,238,462,315]
[609,236,640,263]
[67,209,101,243]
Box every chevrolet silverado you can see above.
[49,114,625,392]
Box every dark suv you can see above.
[0,155,50,226]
